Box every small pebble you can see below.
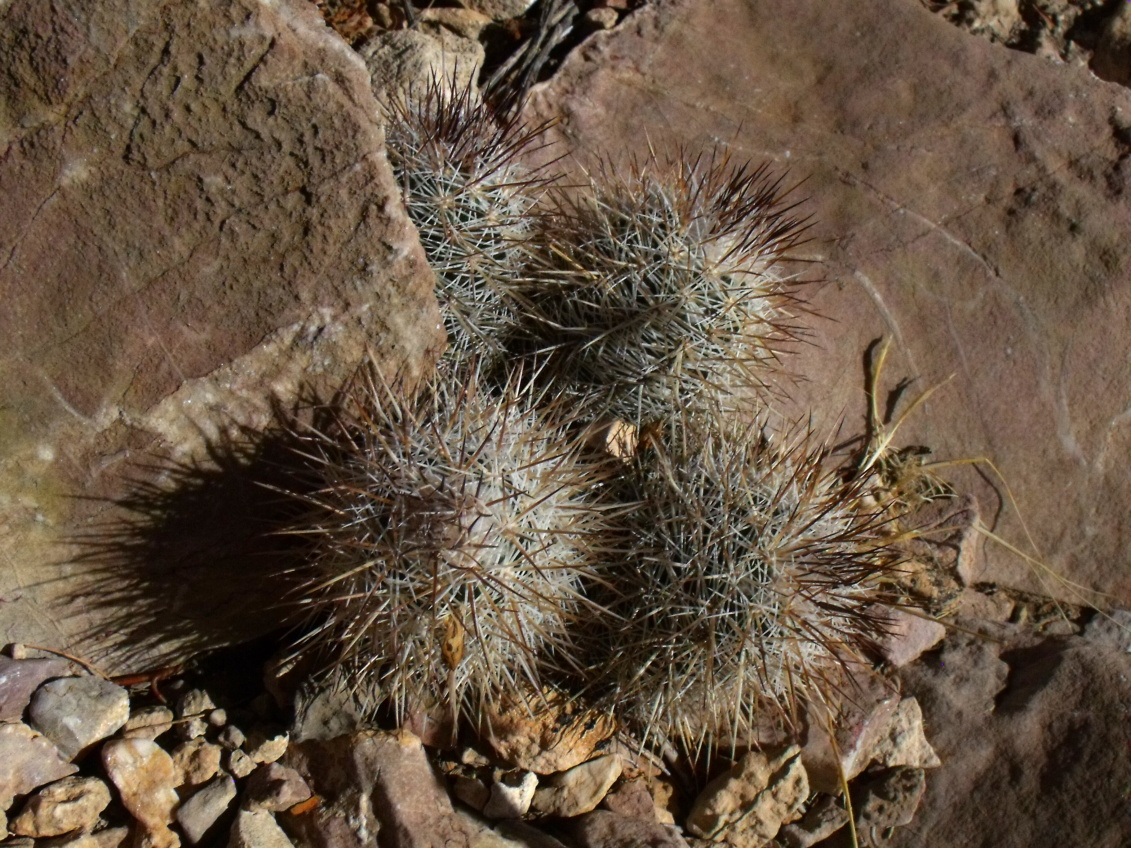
[121,707,175,741]
[228,748,256,779]
[217,725,246,750]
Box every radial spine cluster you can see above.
[383,81,552,366]
[593,420,900,749]
[283,366,613,722]
[516,151,809,423]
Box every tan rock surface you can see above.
[0,0,441,671]
[525,0,1131,608]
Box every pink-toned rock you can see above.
[288,730,477,848]
[525,0,1131,610]
[0,0,441,672]
[891,634,1131,846]
[876,608,948,668]
[801,668,901,794]
[568,810,690,848]
[0,658,74,722]
[244,763,312,812]
[0,722,78,809]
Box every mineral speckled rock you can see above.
[28,676,130,760]
[8,776,111,838]
[101,738,181,848]
[0,0,442,672]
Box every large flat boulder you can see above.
[526,0,1131,606]
[0,0,442,669]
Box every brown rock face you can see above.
[524,0,1131,607]
[894,634,1131,847]
[0,0,442,668]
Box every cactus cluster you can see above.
[280,77,916,752]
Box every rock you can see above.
[583,8,620,31]
[28,676,130,759]
[531,755,622,818]
[524,0,1131,612]
[101,738,180,848]
[890,635,1131,846]
[246,732,288,765]
[1091,4,1131,85]
[869,697,941,770]
[359,28,483,106]
[875,608,948,668]
[0,658,74,722]
[450,774,491,812]
[177,690,216,719]
[0,722,78,810]
[568,810,690,848]
[0,0,441,671]
[481,694,616,774]
[171,739,224,788]
[89,827,130,847]
[484,770,539,819]
[121,707,175,741]
[227,749,256,780]
[600,778,658,821]
[217,725,246,750]
[9,776,111,838]
[1082,608,1131,652]
[494,820,571,848]
[854,767,926,832]
[801,669,900,794]
[287,729,477,847]
[244,763,313,812]
[207,709,227,728]
[227,808,295,848]
[458,0,536,21]
[685,746,808,845]
[176,775,237,845]
[777,794,849,848]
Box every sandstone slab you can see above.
[0,0,441,672]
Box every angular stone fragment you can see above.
[0,723,78,810]
[29,676,130,759]
[870,697,941,771]
[0,658,74,723]
[176,775,236,845]
[686,746,808,845]
[854,767,926,832]
[10,775,111,838]
[568,810,690,848]
[531,755,621,818]
[484,770,539,819]
[244,763,312,812]
[121,707,175,741]
[172,739,223,788]
[227,808,295,848]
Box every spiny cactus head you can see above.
[278,361,619,726]
[383,76,557,365]
[516,148,813,424]
[593,418,903,753]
